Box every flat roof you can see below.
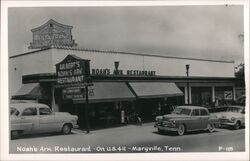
[9,45,235,64]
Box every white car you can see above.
[10,103,79,139]
[215,106,245,130]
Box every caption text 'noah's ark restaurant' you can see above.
[9,19,245,129]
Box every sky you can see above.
[8,5,244,65]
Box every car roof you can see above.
[10,103,49,111]
[176,106,208,110]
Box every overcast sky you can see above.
[8,5,244,64]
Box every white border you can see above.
[1,1,249,161]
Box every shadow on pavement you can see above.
[12,132,79,140]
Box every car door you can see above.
[188,109,202,130]
[200,109,210,129]
[19,107,39,134]
[39,107,59,132]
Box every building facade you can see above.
[9,19,244,129]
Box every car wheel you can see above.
[62,124,72,134]
[177,124,185,136]
[207,123,215,133]
[234,121,241,130]
[158,128,164,134]
[11,130,20,139]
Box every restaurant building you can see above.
[9,19,244,129]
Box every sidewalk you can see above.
[72,122,154,134]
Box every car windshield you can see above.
[172,107,191,115]
[227,107,242,113]
[10,107,20,116]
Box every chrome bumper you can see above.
[157,125,178,132]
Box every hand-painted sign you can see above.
[56,54,90,87]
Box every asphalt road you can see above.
[10,123,245,153]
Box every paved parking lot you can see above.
[10,122,245,153]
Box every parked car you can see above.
[214,106,245,130]
[154,106,219,136]
[10,103,79,139]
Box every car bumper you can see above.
[220,122,236,126]
[157,125,178,132]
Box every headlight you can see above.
[71,119,77,124]
[155,117,162,121]
[231,117,236,122]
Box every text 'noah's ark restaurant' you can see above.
[10,19,244,129]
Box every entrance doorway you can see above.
[191,87,212,107]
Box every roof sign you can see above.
[29,19,77,49]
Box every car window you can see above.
[172,108,191,115]
[227,107,241,113]
[22,107,37,116]
[39,107,52,115]
[200,109,208,116]
[10,107,20,116]
[191,109,200,116]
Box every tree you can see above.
[235,63,244,78]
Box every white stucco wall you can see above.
[9,47,235,97]
[51,48,235,77]
[9,49,53,96]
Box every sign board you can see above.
[62,87,94,100]
[29,19,77,49]
[224,91,233,100]
[55,54,90,87]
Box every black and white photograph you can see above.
[0,1,249,161]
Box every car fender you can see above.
[173,120,187,129]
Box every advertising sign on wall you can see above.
[62,87,94,100]
[224,91,233,100]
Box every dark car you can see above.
[154,106,219,136]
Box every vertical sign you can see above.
[56,54,91,133]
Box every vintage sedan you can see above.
[10,103,79,139]
[155,106,219,136]
[215,106,245,130]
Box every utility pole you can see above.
[84,85,90,133]
[186,64,190,105]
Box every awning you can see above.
[128,82,183,99]
[12,83,42,100]
[73,82,135,103]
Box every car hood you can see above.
[162,114,189,121]
[214,112,242,119]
